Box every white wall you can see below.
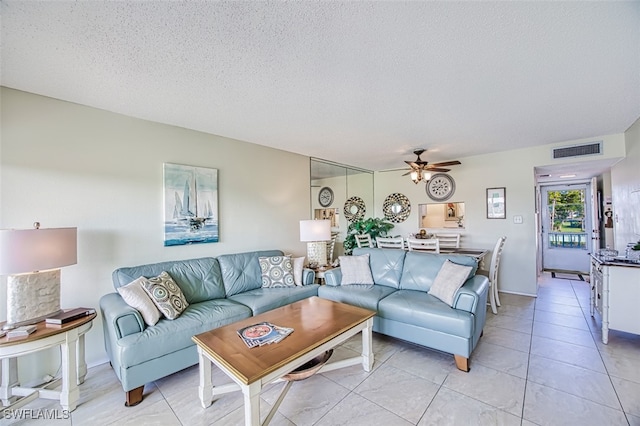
[612,116,640,251]
[374,134,626,296]
[0,88,311,380]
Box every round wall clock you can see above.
[426,173,456,202]
[318,187,334,207]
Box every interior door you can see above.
[541,183,592,274]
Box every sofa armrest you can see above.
[324,268,342,286]
[452,275,489,313]
[99,293,145,339]
[302,268,315,285]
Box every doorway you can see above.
[540,183,593,274]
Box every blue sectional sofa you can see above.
[100,247,489,406]
[99,250,318,406]
[318,248,489,372]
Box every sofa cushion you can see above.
[168,258,226,303]
[428,260,474,307]
[116,299,252,368]
[228,285,320,315]
[259,256,296,288]
[112,257,225,304]
[218,250,283,297]
[399,252,478,292]
[292,257,305,286]
[353,248,406,289]
[378,290,473,338]
[318,284,396,312]
[117,277,161,326]
[339,254,374,285]
[141,271,189,320]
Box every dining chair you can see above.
[376,236,404,249]
[479,236,507,314]
[434,233,461,249]
[406,237,440,253]
[355,234,373,248]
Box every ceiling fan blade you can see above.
[430,160,461,167]
[401,171,413,176]
[424,167,450,172]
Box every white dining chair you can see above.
[376,236,404,249]
[355,234,373,248]
[479,236,506,314]
[406,237,440,253]
[434,233,461,249]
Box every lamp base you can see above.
[306,242,327,268]
[4,269,63,330]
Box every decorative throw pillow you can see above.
[117,277,162,326]
[259,256,296,288]
[339,254,374,285]
[292,257,305,286]
[428,260,473,307]
[141,271,189,320]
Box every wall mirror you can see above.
[383,193,411,223]
[311,159,374,258]
[418,202,465,229]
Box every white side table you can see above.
[0,313,95,417]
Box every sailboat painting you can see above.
[163,163,219,246]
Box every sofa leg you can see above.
[125,386,144,407]
[454,355,469,372]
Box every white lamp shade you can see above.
[299,220,331,242]
[0,227,77,275]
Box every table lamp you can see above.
[0,223,77,330]
[299,220,331,267]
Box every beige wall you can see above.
[374,134,626,296]
[612,116,640,252]
[0,88,311,378]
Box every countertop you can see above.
[590,253,640,268]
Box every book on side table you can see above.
[6,325,37,339]
[46,308,96,326]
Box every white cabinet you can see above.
[590,255,640,344]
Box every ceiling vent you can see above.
[552,141,602,159]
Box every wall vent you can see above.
[552,141,602,159]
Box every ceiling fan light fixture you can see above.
[422,171,432,181]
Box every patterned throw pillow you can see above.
[117,277,162,326]
[428,260,473,307]
[141,271,189,320]
[259,256,296,288]
[339,254,374,286]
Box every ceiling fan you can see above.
[403,149,461,184]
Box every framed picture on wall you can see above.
[163,163,219,246]
[487,187,506,219]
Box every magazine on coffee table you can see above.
[237,322,293,348]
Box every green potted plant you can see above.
[343,217,394,255]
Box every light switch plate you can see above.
[513,215,523,224]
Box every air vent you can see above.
[552,141,602,159]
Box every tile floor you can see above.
[3,272,640,425]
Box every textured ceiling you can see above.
[2,1,639,172]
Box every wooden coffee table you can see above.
[192,296,375,426]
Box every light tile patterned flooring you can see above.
[3,272,640,425]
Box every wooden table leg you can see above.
[197,347,213,408]
[361,318,374,372]
[242,382,261,426]
[60,329,79,411]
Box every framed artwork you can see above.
[444,202,458,221]
[487,187,506,219]
[163,163,219,246]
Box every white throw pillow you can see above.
[428,260,473,307]
[339,254,374,285]
[117,277,162,326]
[292,257,305,286]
